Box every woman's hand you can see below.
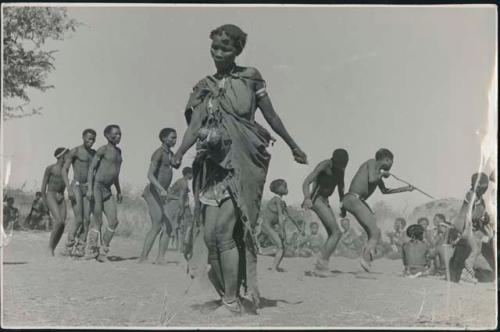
[292,147,308,164]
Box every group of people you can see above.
[13,23,495,317]
[37,125,192,263]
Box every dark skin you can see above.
[172,34,307,308]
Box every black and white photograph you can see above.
[1,3,497,329]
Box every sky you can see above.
[2,5,497,213]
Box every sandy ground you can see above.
[1,231,497,329]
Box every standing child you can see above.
[165,167,193,252]
[402,224,431,277]
[138,128,177,264]
[261,179,304,272]
[341,148,414,272]
[61,129,97,257]
[85,125,123,261]
[42,147,69,256]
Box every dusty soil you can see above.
[1,231,497,329]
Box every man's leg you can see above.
[85,187,104,259]
[64,184,84,255]
[343,196,380,272]
[260,222,284,271]
[101,197,119,258]
[312,197,341,271]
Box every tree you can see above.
[3,6,80,120]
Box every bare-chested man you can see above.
[42,147,70,256]
[61,129,97,257]
[84,125,123,262]
[342,148,414,272]
[301,148,348,277]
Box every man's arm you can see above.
[62,148,76,199]
[87,147,105,197]
[302,160,329,208]
[338,172,346,217]
[378,180,413,194]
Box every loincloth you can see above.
[343,192,373,214]
[94,182,113,201]
[70,180,89,197]
[312,194,331,207]
[48,191,65,204]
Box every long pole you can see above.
[389,173,436,200]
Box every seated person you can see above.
[402,224,432,277]
[385,217,407,259]
[298,222,325,257]
[335,218,363,259]
[3,197,20,230]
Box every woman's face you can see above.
[210,34,238,68]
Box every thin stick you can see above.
[389,173,436,200]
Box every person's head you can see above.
[375,148,394,171]
[35,192,42,198]
[417,217,429,229]
[332,148,349,170]
[406,224,424,241]
[433,213,446,227]
[471,172,489,196]
[310,222,319,234]
[159,128,177,148]
[209,24,247,69]
[182,167,193,180]
[6,197,14,205]
[395,217,407,231]
[54,147,69,161]
[270,179,288,196]
[82,129,97,149]
[104,125,121,145]
[340,218,350,230]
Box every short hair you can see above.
[159,128,176,142]
[332,148,349,167]
[375,148,394,161]
[82,128,96,137]
[54,147,68,158]
[434,213,446,222]
[395,217,407,228]
[104,124,120,136]
[407,224,424,240]
[471,172,489,187]
[7,197,14,203]
[417,217,429,225]
[269,179,286,194]
[310,222,319,228]
[182,167,193,176]
[210,24,247,56]
[36,191,42,196]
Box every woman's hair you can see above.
[269,179,286,194]
[417,217,429,225]
[434,213,446,222]
[406,224,424,241]
[210,24,247,55]
[159,128,176,142]
[182,167,193,176]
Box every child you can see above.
[62,128,97,257]
[25,192,47,230]
[138,128,177,264]
[165,167,193,252]
[341,148,414,272]
[42,147,69,256]
[3,197,19,230]
[402,224,431,277]
[431,214,453,275]
[300,222,326,257]
[301,149,348,276]
[385,217,407,259]
[260,179,304,272]
[417,217,432,245]
[85,125,123,261]
[336,218,363,259]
